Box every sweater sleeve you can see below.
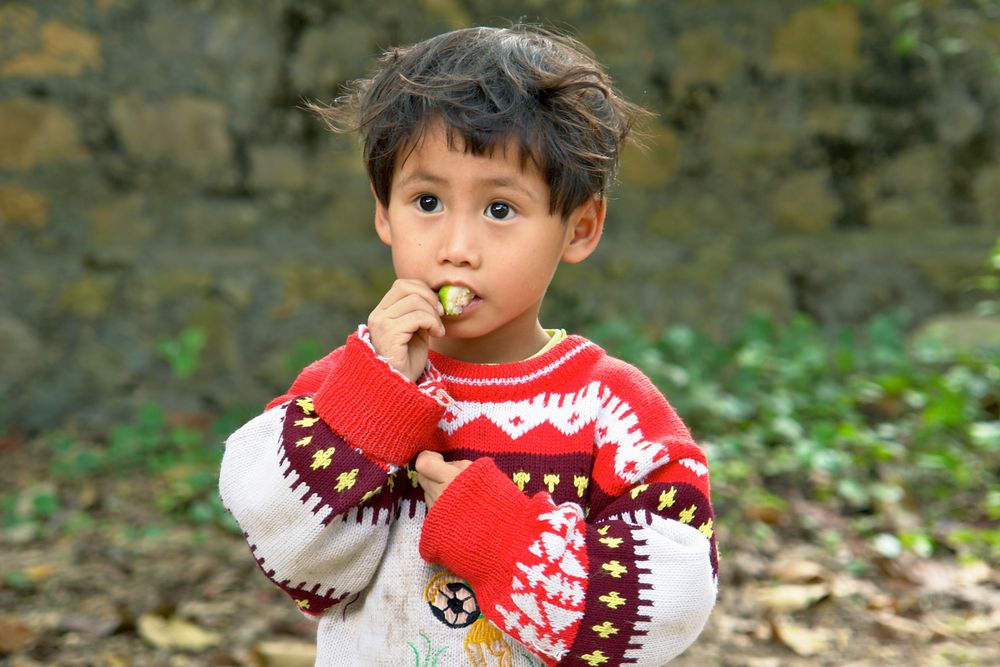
[419,364,717,666]
[219,327,448,616]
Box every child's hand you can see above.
[368,279,446,382]
[415,451,473,510]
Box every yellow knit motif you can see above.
[512,471,530,491]
[310,447,335,470]
[592,621,619,638]
[629,483,649,499]
[679,504,697,524]
[602,561,627,578]
[335,469,359,492]
[658,487,677,510]
[543,473,560,493]
[581,650,610,665]
[599,591,626,609]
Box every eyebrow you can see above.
[397,170,539,202]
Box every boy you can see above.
[220,25,717,666]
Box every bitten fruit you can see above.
[438,285,474,316]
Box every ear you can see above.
[372,184,392,246]
[561,195,606,264]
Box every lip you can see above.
[449,294,483,316]
[433,280,477,294]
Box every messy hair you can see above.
[307,24,650,219]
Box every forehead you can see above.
[395,119,543,180]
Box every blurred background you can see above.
[1,1,998,666]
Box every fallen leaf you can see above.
[767,558,830,584]
[97,653,130,667]
[754,583,829,613]
[742,659,782,667]
[137,614,220,652]
[769,617,837,656]
[251,640,317,667]
[743,503,784,524]
[76,482,101,510]
[872,611,932,641]
[0,616,36,654]
[912,559,993,591]
[24,564,55,582]
[925,610,1000,638]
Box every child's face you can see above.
[374,120,604,362]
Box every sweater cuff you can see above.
[420,459,541,593]
[313,331,445,467]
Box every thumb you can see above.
[415,450,446,478]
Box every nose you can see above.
[436,214,482,268]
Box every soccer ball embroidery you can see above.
[425,571,479,628]
[424,571,515,665]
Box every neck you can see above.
[430,319,552,364]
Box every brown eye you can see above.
[418,195,441,212]
[486,201,512,220]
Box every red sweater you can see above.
[220,326,717,666]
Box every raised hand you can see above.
[368,279,446,382]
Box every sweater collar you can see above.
[427,335,600,388]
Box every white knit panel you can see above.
[620,514,717,665]
[439,380,604,439]
[219,407,390,598]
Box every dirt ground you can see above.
[2,455,997,666]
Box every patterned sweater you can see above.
[219,326,718,667]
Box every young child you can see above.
[219,25,717,667]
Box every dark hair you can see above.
[307,24,649,219]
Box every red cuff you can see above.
[420,459,545,596]
[313,333,445,466]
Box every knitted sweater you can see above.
[219,326,718,667]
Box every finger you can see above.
[373,294,444,338]
[376,279,444,316]
[452,460,474,471]
[383,310,445,339]
[415,450,443,470]
[414,451,449,481]
[380,293,443,323]
[370,302,444,341]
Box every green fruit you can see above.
[438,285,473,316]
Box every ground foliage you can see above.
[1,245,998,665]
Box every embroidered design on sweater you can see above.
[407,632,448,667]
[425,571,513,667]
[426,571,479,629]
[465,615,513,667]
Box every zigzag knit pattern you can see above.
[220,327,718,666]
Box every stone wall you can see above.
[1,0,998,431]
